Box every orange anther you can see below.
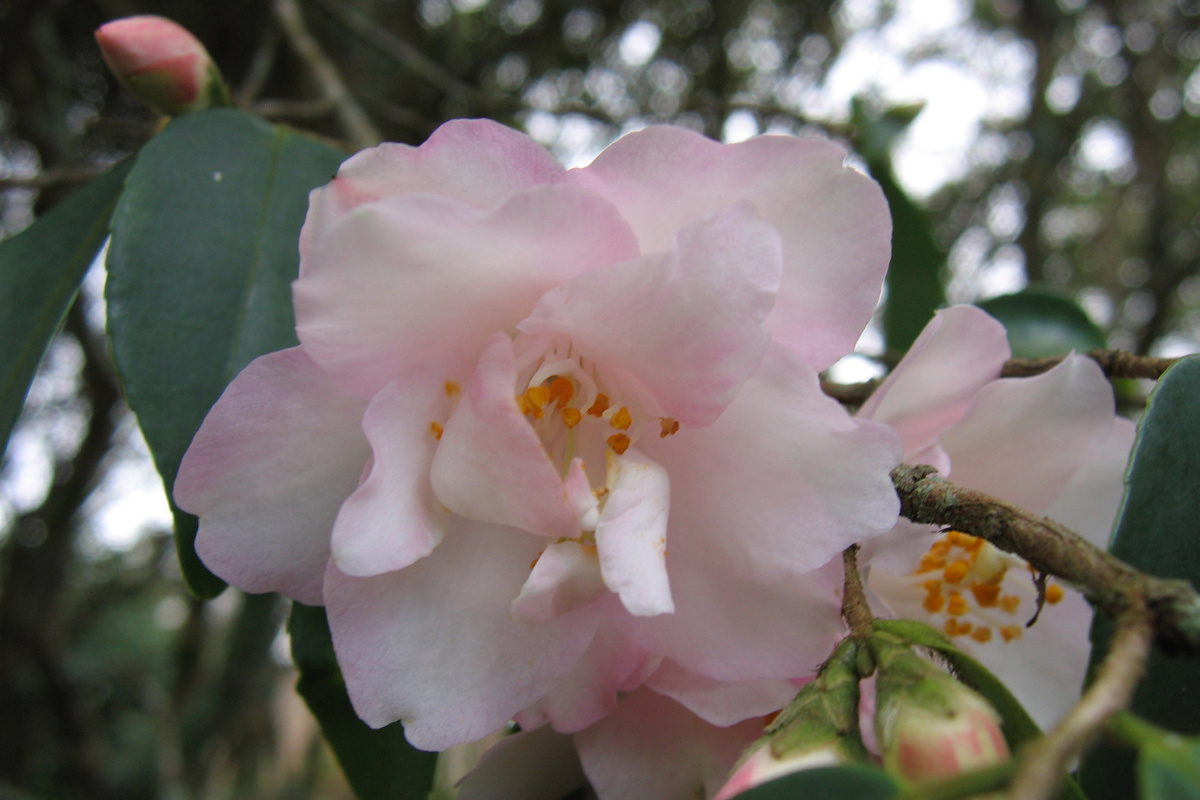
[944,619,962,636]
[1000,595,1021,615]
[923,592,946,613]
[607,433,631,454]
[970,626,993,644]
[943,560,970,584]
[561,407,582,428]
[922,579,943,594]
[930,541,952,557]
[610,406,632,430]
[444,380,460,397]
[525,385,550,410]
[947,592,968,616]
[917,552,946,573]
[429,421,444,440]
[971,582,1002,608]
[530,552,542,571]
[1045,584,1065,605]
[587,393,610,416]
[660,417,680,437]
[1000,625,1023,643]
[549,377,575,407]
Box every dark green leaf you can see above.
[106,109,347,596]
[1083,356,1200,798]
[0,159,132,457]
[289,603,437,800]
[878,164,945,355]
[977,289,1106,358]
[732,764,901,800]
[1140,736,1200,800]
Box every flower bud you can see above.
[872,640,1010,783]
[95,16,230,115]
[713,639,869,800]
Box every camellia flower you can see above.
[95,15,228,115]
[175,120,904,758]
[859,305,1135,728]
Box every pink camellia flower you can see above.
[174,119,904,756]
[859,305,1135,729]
[95,15,226,115]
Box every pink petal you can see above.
[1044,416,1135,549]
[570,126,890,370]
[519,203,781,426]
[858,306,1011,464]
[574,688,765,800]
[641,343,902,582]
[301,119,565,252]
[430,334,579,538]
[324,519,601,749]
[176,347,368,605]
[510,541,608,623]
[457,726,587,800]
[940,354,1117,515]
[295,184,639,395]
[595,449,674,617]
[515,617,654,733]
[645,661,798,727]
[330,361,465,576]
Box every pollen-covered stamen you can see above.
[913,530,1065,645]
[609,407,632,431]
[587,393,611,417]
[659,417,680,437]
[429,421,444,440]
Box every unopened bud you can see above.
[714,638,868,800]
[873,639,1010,783]
[95,16,230,115]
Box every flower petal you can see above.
[595,448,674,617]
[1044,416,1136,549]
[177,347,368,605]
[457,726,587,800]
[858,306,1011,463]
[645,660,798,727]
[330,360,465,576]
[430,334,579,538]
[574,688,765,800]
[511,540,608,623]
[940,354,1116,514]
[642,342,902,582]
[570,126,890,370]
[295,183,639,395]
[520,203,781,426]
[324,519,601,749]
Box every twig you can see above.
[890,464,1200,656]
[1001,349,1180,380]
[841,545,873,639]
[235,23,282,108]
[1007,600,1154,800]
[273,0,382,151]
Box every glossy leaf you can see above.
[0,159,132,457]
[1083,355,1200,799]
[106,108,346,596]
[977,289,1106,358]
[732,764,901,800]
[289,603,437,800]
[1141,737,1200,800]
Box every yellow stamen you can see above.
[660,417,680,437]
[607,433,631,454]
[1000,625,1023,642]
[947,592,968,616]
[444,380,460,397]
[561,407,582,428]
[1000,595,1021,615]
[610,406,632,430]
[525,385,550,417]
[970,626,993,643]
[1045,584,1065,605]
[587,394,611,417]
[943,560,970,584]
[971,582,1003,608]
[429,421,444,440]
[549,377,575,408]
[917,552,946,573]
[923,591,946,613]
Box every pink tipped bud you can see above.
[95,16,229,115]
[713,739,847,800]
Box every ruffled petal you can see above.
[1044,416,1136,549]
[295,183,639,395]
[177,347,368,605]
[324,519,601,749]
[595,448,674,617]
[330,360,466,576]
[940,354,1116,515]
[430,334,579,538]
[645,661,798,727]
[302,118,566,253]
[519,203,781,426]
[570,126,890,370]
[858,306,1010,462]
[641,342,902,582]
[457,726,587,800]
[511,540,607,623]
[574,688,764,800]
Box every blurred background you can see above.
[2,0,1199,797]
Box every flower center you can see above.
[913,531,1065,645]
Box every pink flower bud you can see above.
[95,16,228,115]
[713,739,848,800]
[880,681,1010,783]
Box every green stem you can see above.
[897,760,1016,800]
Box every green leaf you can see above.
[977,289,1106,358]
[0,159,132,457]
[106,108,347,597]
[1140,736,1200,800]
[732,764,901,800]
[1083,355,1200,799]
[289,603,437,800]
[878,164,945,355]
